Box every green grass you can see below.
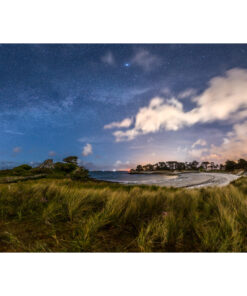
[0,177,247,252]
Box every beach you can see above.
[90,171,240,188]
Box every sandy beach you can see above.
[90,171,241,188]
[177,173,240,188]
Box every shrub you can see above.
[12,164,33,175]
[14,164,32,171]
[70,167,89,181]
[54,162,77,173]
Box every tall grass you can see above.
[0,177,247,252]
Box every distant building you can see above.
[185,162,192,170]
[201,161,219,171]
[158,162,167,169]
[143,164,154,171]
[166,161,178,170]
[201,161,209,170]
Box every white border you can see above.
[1,0,247,295]
[0,254,246,296]
[0,0,246,43]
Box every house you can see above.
[203,162,219,171]
[153,163,159,170]
[185,162,192,170]
[142,164,154,171]
[206,162,215,170]
[201,161,209,170]
[157,162,168,170]
[166,161,178,170]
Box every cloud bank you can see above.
[199,121,247,162]
[109,68,247,142]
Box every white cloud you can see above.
[48,151,56,156]
[110,68,247,142]
[104,117,133,129]
[191,139,207,148]
[188,148,208,159]
[114,160,133,170]
[101,51,115,66]
[201,121,247,162]
[178,88,196,99]
[114,160,122,166]
[186,121,247,162]
[131,49,161,71]
[13,146,21,153]
[82,143,93,156]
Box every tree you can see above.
[191,161,199,169]
[225,160,237,171]
[136,165,143,171]
[177,162,185,170]
[63,156,78,165]
[237,158,247,170]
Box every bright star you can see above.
[124,63,130,67]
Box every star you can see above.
[124,63,130,67]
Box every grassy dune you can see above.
[0,177,247,252]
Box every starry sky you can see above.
[1,44,247,170]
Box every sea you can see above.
[89,171,178,186]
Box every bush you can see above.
[70,167,89,181]
[12,164,33,175]
[14,164,32,171]
[54,162,77,173]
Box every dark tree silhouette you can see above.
[225,160,237,171]
[63,156,78,164]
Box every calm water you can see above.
[90,171,178,185]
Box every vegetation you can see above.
[0,156,89,181]
[63,156,78,165]
[0,175,247,252]
[225,159,247,171]
[131,158,247,172]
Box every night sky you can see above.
[1,44,247,170]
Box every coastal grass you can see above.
[0,177,247,252]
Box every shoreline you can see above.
[92,172,241,188]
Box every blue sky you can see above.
[1,44,247,170]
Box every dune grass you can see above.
[0,177,247,252]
